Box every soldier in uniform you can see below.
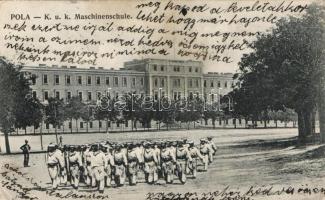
[160,142,176,184]
[68,145,83,189]
[83,144,93,186]
[199,139,211,170]
[143,142,159,184]
[207,136,218,156]
[175,141,192,184]
[47,143,65,190]
[90,144,107,193]
[126,143,140,186]
[114,144,128,187]
[136,142,145,171]
[58,145,68,185]
[102,144,115,187]
[188,141,205,178]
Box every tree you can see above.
[0,59,37,153]
[65,96,86,133]
[45,97,65,143]
[233,3,325,143]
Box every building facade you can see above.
[21,58,235,133]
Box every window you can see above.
[99,121,102,128]
[88,92,92,101]
[46,123,49,129]
[114,77,119,86]
[55,91,60,99]
[224,81,228,88]
[125,121,128,127]
[195,79,199,87]
[153,65,157,71]
[44,91,49,100]
[218,81,221,88]
[160,78,165,87]
[140,78,144,86]
[189,67,192,72]
[87,76,92,85]
[160,66,164,71]
[189,79,193,87]
[174,92,177,100]
[67,92,71,100]
[80,122,84,129]
[154,91,158,100]
[68,122,72,129]
[210,81,214,87]
[31,76,36,85]
[204,80,207,87]
[132,77,136,87]
[89,122,93,128]
[66,75,71,85]
[32,91,37,99]
[122,77,127,87]
[195,68,199,73]
[78,92,82,100]
[154,78,158,87]
[77,76,82,85]
[55,75,60,85]
[106,77,110,85]
[96,77,101,85]
[43,74,48,84]
[107,121,111,128]
[178,79,181,87]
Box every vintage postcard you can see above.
[0,0,324,199]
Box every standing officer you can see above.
[91,144,107,193]
[68,145,83,189]
[20,140,31,167]
[47,143,65,190]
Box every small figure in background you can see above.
[20,140,31,167]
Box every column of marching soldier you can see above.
[46,137,217,193]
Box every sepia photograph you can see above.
[0,0,324,199]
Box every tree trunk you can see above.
[275,120,278,128]
[75,119,78,133]
[264,120,267,128]
[234,118,237,129]
[298,109,313,144]
[131,119,134,131]
[319,87,325,143]
[86,122,88,133]
[24,127,27,135]
[34,125,36,134]
[4,131,11,154]
[212,119,215,129]
[70,119,73,134]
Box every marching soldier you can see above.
[68,145,83,189]
[47,143,65,190]
[83,144,93,186]
[199,139,211,170]
[127,143,140,185]
[188,141,205,178]
[160,142,176,184]
[90,144,107,193]
[136,142,145,171]
[102,145,115,187]
[175,141,192,184]
[114,144,128,187]
[143,142,159,184]
[207,137,218,156]
[58,146,68,185]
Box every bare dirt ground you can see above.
[1,128,325,200]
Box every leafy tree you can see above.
[44,97,65,143]
[233,3,325,143]
[65,96,86,133]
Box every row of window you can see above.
[44,121,129,130]
[153,78,200,88]
[203,80,233,88]
[35,90,140,101]
[39,74,144,87]
[152,65,200,73]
